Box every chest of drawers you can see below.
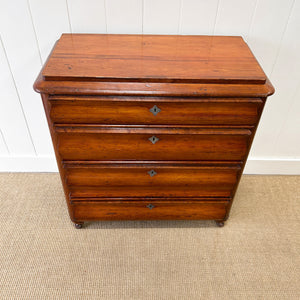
[34,34,274,228]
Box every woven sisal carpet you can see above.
[0,173,299,299]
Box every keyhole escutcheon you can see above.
[149,136,159,144]
[150,105,161,116]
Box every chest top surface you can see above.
[42,34,266,84]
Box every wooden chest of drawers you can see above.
[34,34,274,228]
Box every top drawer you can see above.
[49,96,263,125]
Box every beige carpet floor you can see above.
[0,173,299,299]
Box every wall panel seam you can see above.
[0,36,37,155]
[213,0,221,35]
[269,0,296,77]
[141,0,144,33]
[246,0,259,41]
[103,0,108,33]
[0,129,10,154]
[177,0,183,34]
[26,0,43,65]
[268,0,296,157]
[65,0,73,33]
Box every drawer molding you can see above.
[49,96,263,126]
[55,125,252,135]
[70,197,231,203]
[71,200,230,221]
[64,162,242,199]
[56,126,252,161]
[63,160,244,167]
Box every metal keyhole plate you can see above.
[149,136,159,144]
[150,105,161,116]
[148,170,157,177]
[147,204,155,209]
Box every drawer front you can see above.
[56,126,251,161]
[49,97,263,125]
[71,200,229,221]
[65,162,241,198]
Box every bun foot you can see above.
[74,223,83,229]
[215,221,225,227]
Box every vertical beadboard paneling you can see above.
[0,0,53,155]
[272,0,300,157]
[28,0,71,63]
[180,0,219,35]
[248,0,295,157]
[143,0,181,34]
[67,0,106,34]
[0,38,35,155]
[0,0,299,172]
[214,0,257,38]
[106,0,142,34]
[247,0,295,75]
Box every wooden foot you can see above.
[215,221,225,227]
[74,223,83,229]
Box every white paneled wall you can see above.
[106,0,143,33]
[214,0,257,37]
[29,0,71,63]
[180,0,219,35]
[67,0,106,34]
[144,0,181,34]
[0,0,299,173]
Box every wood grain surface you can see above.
[71,200,229,221]
[55,126,252,161]
[49,96,263,125]
[64,162,241,198]
[42,34,266,84]
[33,34,274,226]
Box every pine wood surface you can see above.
[42,34,267,84]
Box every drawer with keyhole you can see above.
[64,161,242,199]
[56,125,252,161]
[49,96,263,126]
[71,200,230,221]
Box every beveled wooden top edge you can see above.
[42,34,267,84]
[34,34,274,97]
[34,69,275,98]
[48,95,263,102]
